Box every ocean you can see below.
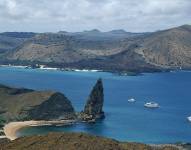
[0,66,191,144]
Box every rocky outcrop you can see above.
[0,84,76,122]
[27,92,76,120]
[80,79,105,122]
[0,79,105,123]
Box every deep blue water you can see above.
[0,66,191,144]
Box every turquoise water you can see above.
[0,67,191,144]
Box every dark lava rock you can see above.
[80,78,105,122]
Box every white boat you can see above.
[128,98,136,102]
[187,116,191,122]
[144,102,159,108]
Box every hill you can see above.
[137,25,191,69]
[0,32,36,55]
[4,33,126,64]
[0,84,76,123]
[0,78,105,125]
[0,132,182,150]
[1,25,191,72]
[58,29,145,41]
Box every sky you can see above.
[0,0,190,32]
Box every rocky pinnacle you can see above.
[82,78,105,121]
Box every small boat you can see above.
[187,116,191,122]
[144,102,159,108]
[128,98,136,102]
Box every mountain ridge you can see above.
[0,24,191,73]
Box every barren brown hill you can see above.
[5,33,125,64]
[0,32,36,55]
[1,25,191,72]
[138,25,191,68]
[0,132,181,150]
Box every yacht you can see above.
[128,98,136,102]
[187,116,191,122]
[144,102,159,108]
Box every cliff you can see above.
[80,79,105,122]
[0,84,76,122]
[0,78,106,125]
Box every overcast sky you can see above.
[0,0,190,32]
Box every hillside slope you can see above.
[1,25,191,72]
[0,84,76,122]
[138,25,191,68]
[0,32,36,55]
[5,33,126,64]
[0,132,181,150]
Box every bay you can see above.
[0,66,191,144]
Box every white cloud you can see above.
[0,0,190,32]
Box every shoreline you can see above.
[1,63,188,76]
[2,121,190,149]
[0,64,102,73]
[3,120,76,140]
[0,64,153,76]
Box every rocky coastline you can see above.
[0,78,105,140]
[0,79,191,149]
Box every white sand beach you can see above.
[3,120,75,140]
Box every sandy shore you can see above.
[3,120,75,140]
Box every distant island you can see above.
[0,25,191,73]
